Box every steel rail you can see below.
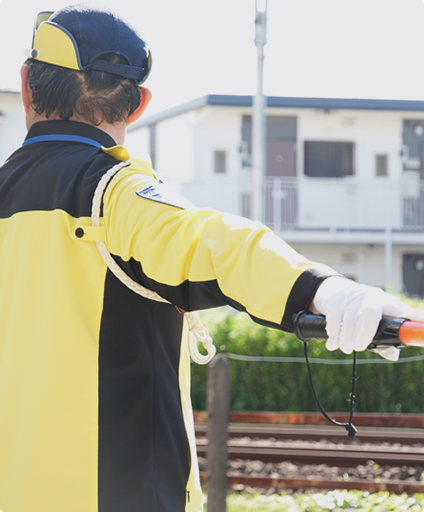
[195,438,424,467]
[195,423,424,445]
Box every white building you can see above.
[127,95,424,297]
[0,90,26,165]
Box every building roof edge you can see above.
[128,94,424,131]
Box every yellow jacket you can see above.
[0,121,335,512]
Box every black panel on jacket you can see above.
[112,256,327,332]
[113,255,237,312]
[98,271,189,512]
[0,122,119,219]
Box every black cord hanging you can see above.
[303,341,358,439]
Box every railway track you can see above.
[194,411,424,493]
[195,436,424,466]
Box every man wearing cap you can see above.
[0,5,423,512]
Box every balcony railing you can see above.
[262,177,424,233]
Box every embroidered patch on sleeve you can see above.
[136,180,194,210]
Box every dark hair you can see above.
[25,54,141,125]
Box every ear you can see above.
[127,87,152,126]
[21,64,33,115]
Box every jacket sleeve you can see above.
[102,165,338,332]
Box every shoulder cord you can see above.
[91,160,216,365]
[303,341,358,439]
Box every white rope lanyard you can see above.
[91,160,216,365]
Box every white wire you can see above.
[226,352,424,364]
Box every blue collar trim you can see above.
[22,134,103,148]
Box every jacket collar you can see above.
[24,120,117,148]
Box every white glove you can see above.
[313,276,424,361]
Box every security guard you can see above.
[1,6,423,512]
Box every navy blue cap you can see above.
[43,6,152,84]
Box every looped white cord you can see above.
[91,160,215,364]
[185,311,216,364]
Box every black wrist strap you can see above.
[303,342,358,439]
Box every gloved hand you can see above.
[313,276,424,361]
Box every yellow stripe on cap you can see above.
[33,22,81,71]
[35,12,53,31]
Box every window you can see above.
[214,150,226,173]
[403,254,424,298]
[375,154,388,177]
[304,141,355,177]
[241,115,297,168]
[340,252,357,264]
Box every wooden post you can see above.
[207,354,230,512]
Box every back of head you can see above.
[26,6,152,125]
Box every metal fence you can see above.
[263,178,424,232]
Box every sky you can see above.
[1,0,424,118]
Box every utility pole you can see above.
[252,0,267,222]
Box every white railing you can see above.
[262,178,424,233]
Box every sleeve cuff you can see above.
[281,268,338,332]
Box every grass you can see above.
[204,490,424,511]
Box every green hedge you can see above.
[191,298,424,413]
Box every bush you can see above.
[205,490,424,512]
[191,297,424,413]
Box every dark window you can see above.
[403,254,424,298]
[214,150,226,173]
[375,154,388,177]
[304,141,355,177]
[402,119,424,173]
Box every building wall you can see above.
[178,106,423,230]
[295,109,403,229]
[182,107,242,214]
[295,109,403,179]
[289,243,386,288]
[125,125,150,162]
[155,110,197,189]
[288,242,424,294]
[126,110,198,192]
[0,92,26,165]
[127,101,424,295]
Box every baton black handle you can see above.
[293,311,408,348]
